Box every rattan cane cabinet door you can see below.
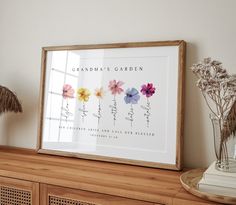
[0,176,39,205]
[40,184,157,205]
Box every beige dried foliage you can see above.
[0,86,22,114]
[191,57,236,142]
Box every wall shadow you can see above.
[183,42,215,168]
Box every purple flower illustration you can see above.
[140,83,156,98]
[124,88,140,104]
[124,88,140,128]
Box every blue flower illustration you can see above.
[124,88,140,104]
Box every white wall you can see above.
[0,0,235,168]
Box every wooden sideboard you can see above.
[0,146,220,205]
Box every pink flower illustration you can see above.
[62,84,74,99]
[140,83,156,98]
[108,80,124,95]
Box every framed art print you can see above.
[37,41,186,170]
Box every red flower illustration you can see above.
[140,83,156,98]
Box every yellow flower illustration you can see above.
[77,88,91,102]
[94,87,105,99]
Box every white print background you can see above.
[42,46,179,164]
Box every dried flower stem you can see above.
[191,58,236,165]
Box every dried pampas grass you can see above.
[0,86,23,114]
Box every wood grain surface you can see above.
[180,168,236,205]
[0,146,221,205]
[0,175,39,205]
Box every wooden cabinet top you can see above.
[0,146,218,205]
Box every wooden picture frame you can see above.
[37,40,186,170]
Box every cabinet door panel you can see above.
[40,184,159,205]
[0,176,39,205]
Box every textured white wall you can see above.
[0,0,235,168]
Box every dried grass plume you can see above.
[0,85,23,114]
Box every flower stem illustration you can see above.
[93,87,105,125]
[61,84,74,121]
[108,80,124,126]
[140,83,156,128]
[124,88,140,127]
[77,88,90,123]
